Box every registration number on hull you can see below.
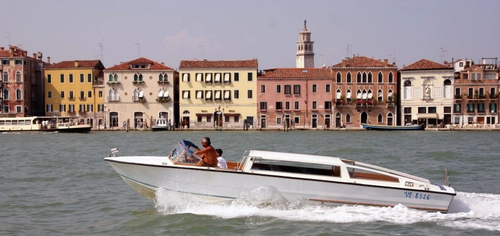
[404,191,430,200]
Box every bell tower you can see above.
[296,20,315,68]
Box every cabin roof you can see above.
[247,150,344,165]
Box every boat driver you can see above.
[194,137,218,167]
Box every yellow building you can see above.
[178,59,258,129]
[44,60,105,129]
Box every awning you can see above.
[196,73,202,82]
[336,92,341,99]
[346,92,352,99]
[158,90,164,97]
[206,91,212,99]
[138,90,144,98]
[206,74,212,82]
[183,73,188,82]
[163,90,169,98]
[417,113,439,119]
[215,73,221,82]
[367,93,373,99]
[197,91,203,99]
[224,91,230,99]
[215,91,221,99]
[224,73,230,82]
[356,93,362,99]
[223,113,241,117]
[362,93,367,99]
[183,91,189,99]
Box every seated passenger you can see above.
[215,148,228,169]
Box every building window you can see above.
[247,90,252,99]
[182,90,190,99]
[336,72,341,83]
[294,116,300,125]
[196,73,203,82]
[378,72,383,83]
[347,72,352,83]
[80,91,85,99]
[277,117,282,125]
[205,73,212,83]
[88,91,92,98]
[80,74,84,83]
[293,85,300,95]
[312,84,317,93]
[2,59,8,65]
[234,72,239,81]
[285,101,290,110]
[223,90,231,101]
[98,91,103,98]
[205,90,212,101]
[326,84,331,93]
[47,91,52,98]
[234,90,239,99]
[276,102,282,110]
[88,74,92,83]
[46,74,51,84]
[182,73,190,82]
[214,90,222,101]
[69,91,74,99]
[325,101,332,110]
[418,107,426,113]
[294,101,299,110]
[214,73,222,84]
[260,102,267,111]
[454,104,461,113]
[284,85,291,95]
[46,104,53,112]
[16,106,22,113]
[69,74,73,83]
[224,73,231,83]
[16,89,22,100]
[428,107,436,113]
[60,74,64,83]
[16,71,21,82]
[388,72,394,83]
[87,104,93,112]
[312,101,317,110]
[247,72,253,81]
[60,104,66,112]
[260,85,266,93]
[3,105,9,113]
[60,91,65,98]
[195,90,204,99]
[277,85,282,93]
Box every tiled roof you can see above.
[46,60,102,69]
[332,56,394,67]
[179,59,258,69]
[105,57,174,71]
[400,59,451,70]
[258,68,332,79]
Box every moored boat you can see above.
[0,116,91,133]
[362,123,425,131]
[104,140,456,212]
[151,117,169,131]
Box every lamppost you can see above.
[104,105,107,129]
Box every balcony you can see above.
[132,96,145,103]
[156,97,170,103]
[107,96,120,102]
[106,80,120,84]
[157,80,169,84]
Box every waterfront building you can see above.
[178,59,258,129]
[452,58,498,127]
[296,20,315,68]
[257,68,333,130]
[331,56,398,128]
[44,60,105,128]
[399,59,455,127]
[0,46,48,117]
[104,57,177,130]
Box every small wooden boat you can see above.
[362,123,425,131]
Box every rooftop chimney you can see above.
[384,59,388,65]
[74,60,79,67]
[47,56,51,64]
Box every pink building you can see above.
[257,68,333,130]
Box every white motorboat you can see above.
[151,117,169,131]
[104,140,456,212]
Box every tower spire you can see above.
[296,20,315,68]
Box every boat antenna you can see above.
[444,168,450,186]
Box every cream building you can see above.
[103,57,177,130]
[399,59,454,127]
[178,59,258,129]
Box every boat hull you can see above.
[362,124,425,131]
[106,158,454,212]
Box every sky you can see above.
[1,0,499,70]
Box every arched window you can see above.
[16,71,21,82]
[346,113,351,123]
[347,72,352,83]
[159,74,163,82]
[388,72,394,83]
[387,113,393,125]
[336,72,341,83]
[362,72,367,83]
[368,72,372,83]
[404,80,412,100]
[108,74,113,82]
[3,89,8,100]
[16,89,22,100]
[357,72,362,83]
[134,74,138,82]
[183,110,190,115]
[378,89,383,102]
[377,113,383,123]
[378,72,383,83]
[388,89,394,101]
[113,74,118,82]
[3,71,8,82]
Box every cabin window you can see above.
[250,159,341,177]
[346,167,399,183]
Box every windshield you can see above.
[168,141,202,165]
